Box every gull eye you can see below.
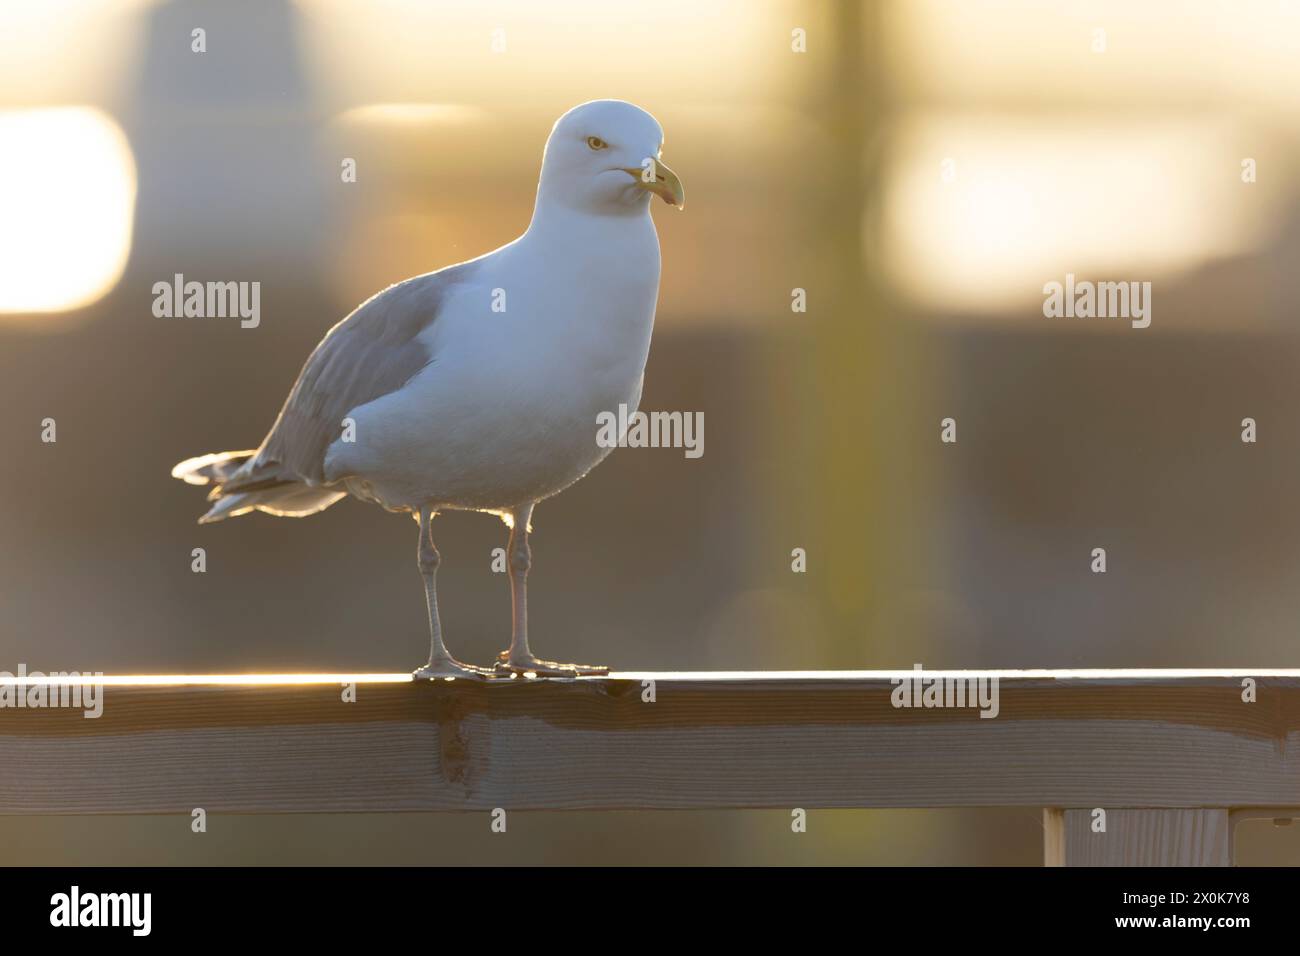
[586,136,608,151]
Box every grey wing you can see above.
[229,263,477,489]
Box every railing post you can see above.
[1044,808,1232,866]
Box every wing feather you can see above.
[226,261,478,489]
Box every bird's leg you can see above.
[412,507,492,680]
[495,503,608,677]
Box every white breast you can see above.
[328,210,662,512]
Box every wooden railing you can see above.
[3,670,1297,865]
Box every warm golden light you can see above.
[0,107,136,315]
[882,115,1259,313]
[1,669,1294,686]
[0,673,414,686]
[334,102,486,127]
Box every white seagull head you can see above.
[535,99,685,216]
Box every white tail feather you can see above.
[176,449,346,523]
[198,486,346,524]
[171,450,257,486]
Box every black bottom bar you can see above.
[2,866,1283,940]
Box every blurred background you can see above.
[2,0,1299,864]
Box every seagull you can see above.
[172,100,683,680]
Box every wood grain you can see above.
[1045,808,1233,866]
[1,672,1298,813]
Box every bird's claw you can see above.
[493,650,609,678]
[412,658,496,681]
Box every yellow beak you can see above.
[624,158,685,209]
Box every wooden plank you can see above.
[1,671,1299,813]
[1045,809,1233,866]
[1043,808,1066,865]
